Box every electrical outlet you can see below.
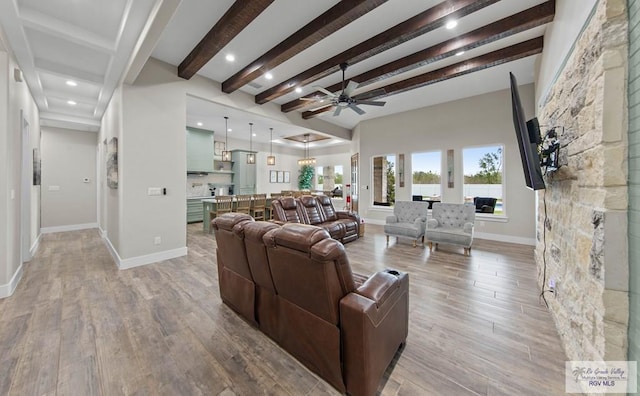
[154,236,161,245]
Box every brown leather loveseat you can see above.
[211,213,409,396]
[271,195,360,243]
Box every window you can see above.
[463,145,503,215]
[372,155,395,206]
[411,151,441,200]
[316,165,343,196]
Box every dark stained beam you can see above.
[256,0,499,105]
[221,0,388,93]
[286,0,555,113]
[178,0,274,80]
[302,37,544,119]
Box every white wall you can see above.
[0,31,40,296]
[100,86,122,252]
[41,127,97,229]
[536,0,599,106]
[358,85,538,244]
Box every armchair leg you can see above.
[464,247,470,256]
[386,235,389,245]
[428,242,433,252]
[412,240,416,248]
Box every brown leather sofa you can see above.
[211,213,409,396]
[271,195,360,243]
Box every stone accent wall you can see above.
[537,0,629,363]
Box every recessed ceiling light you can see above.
[446,20,458,29]
[225,54,235,62]
[227,128,232,132]
[197,122,203,126]
[67,100,77,105]
[66,80,77,87]
[265,72,273,80]
[252,133,256,137]
[295,87,303,94]
[455,51,465,56]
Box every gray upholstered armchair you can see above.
[383,201,429,247]
[426,203,476,255]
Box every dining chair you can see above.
[251,194,267,220]
[235,194,252,214]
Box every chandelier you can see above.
[297,134,316,165]
[247,122,256,164]
[267,127,276,166]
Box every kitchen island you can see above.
[202,197,274,233]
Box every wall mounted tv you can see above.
[510,72,545,190]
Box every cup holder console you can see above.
[386,269,400,276]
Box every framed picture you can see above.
[277,171,284,183]
[284,171,290,183]
[214,141,225,156]
[107,137,118,189]
[270,170,277,183]
[32,148,41,186]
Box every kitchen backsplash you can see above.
[187,173,230,197]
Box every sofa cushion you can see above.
[384,222,422,239]
[426,227,472,247]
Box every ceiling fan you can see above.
[305,62,386,116]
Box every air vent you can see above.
[247,81,263,89]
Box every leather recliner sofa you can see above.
[271,195,360,243]
[211,213,409,396]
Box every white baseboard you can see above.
[41,222,98,234]
[30,233,41,257]
[0,263,24,299]
[363,218,535,246]
[101,234,187,270]
[474,231,535,246]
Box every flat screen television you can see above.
[510,72,545,190]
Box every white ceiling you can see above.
[0,0,550,144]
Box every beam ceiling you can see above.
[283,0,555,113]
[178,0,274,80]
[302,37,545,119]
[256,0,500,105]
[221,0,388,94]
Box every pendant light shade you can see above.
[221,116,231,162]
[247,122,256,164]
[267,127,276,166]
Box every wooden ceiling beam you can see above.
[221,0,388,94]
[302,37,544,119]
[256,0,499,105]
[178,0,274,80]
[285,0,554,113]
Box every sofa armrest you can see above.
[336,211,359,222]
[385,215,398,224]
[427,218,439,229]
[464,222,474,233]
[340,270,409,396]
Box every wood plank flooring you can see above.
[0,224,569,395]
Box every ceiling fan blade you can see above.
[344,80,359,96]
[357,100,386,107]
[349,104,365,115]
[333,106,343,116]
[354,88,386,100]
[312,85,337,97]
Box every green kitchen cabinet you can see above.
[186,127,214,172]
[187,198,204,223]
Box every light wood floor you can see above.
[0,223,569,395]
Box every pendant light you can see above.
[221,116,231,162]
[267,127,276,166]
[247,123,256,164]
[298,133,316,165]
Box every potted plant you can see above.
[298,164,314,190]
